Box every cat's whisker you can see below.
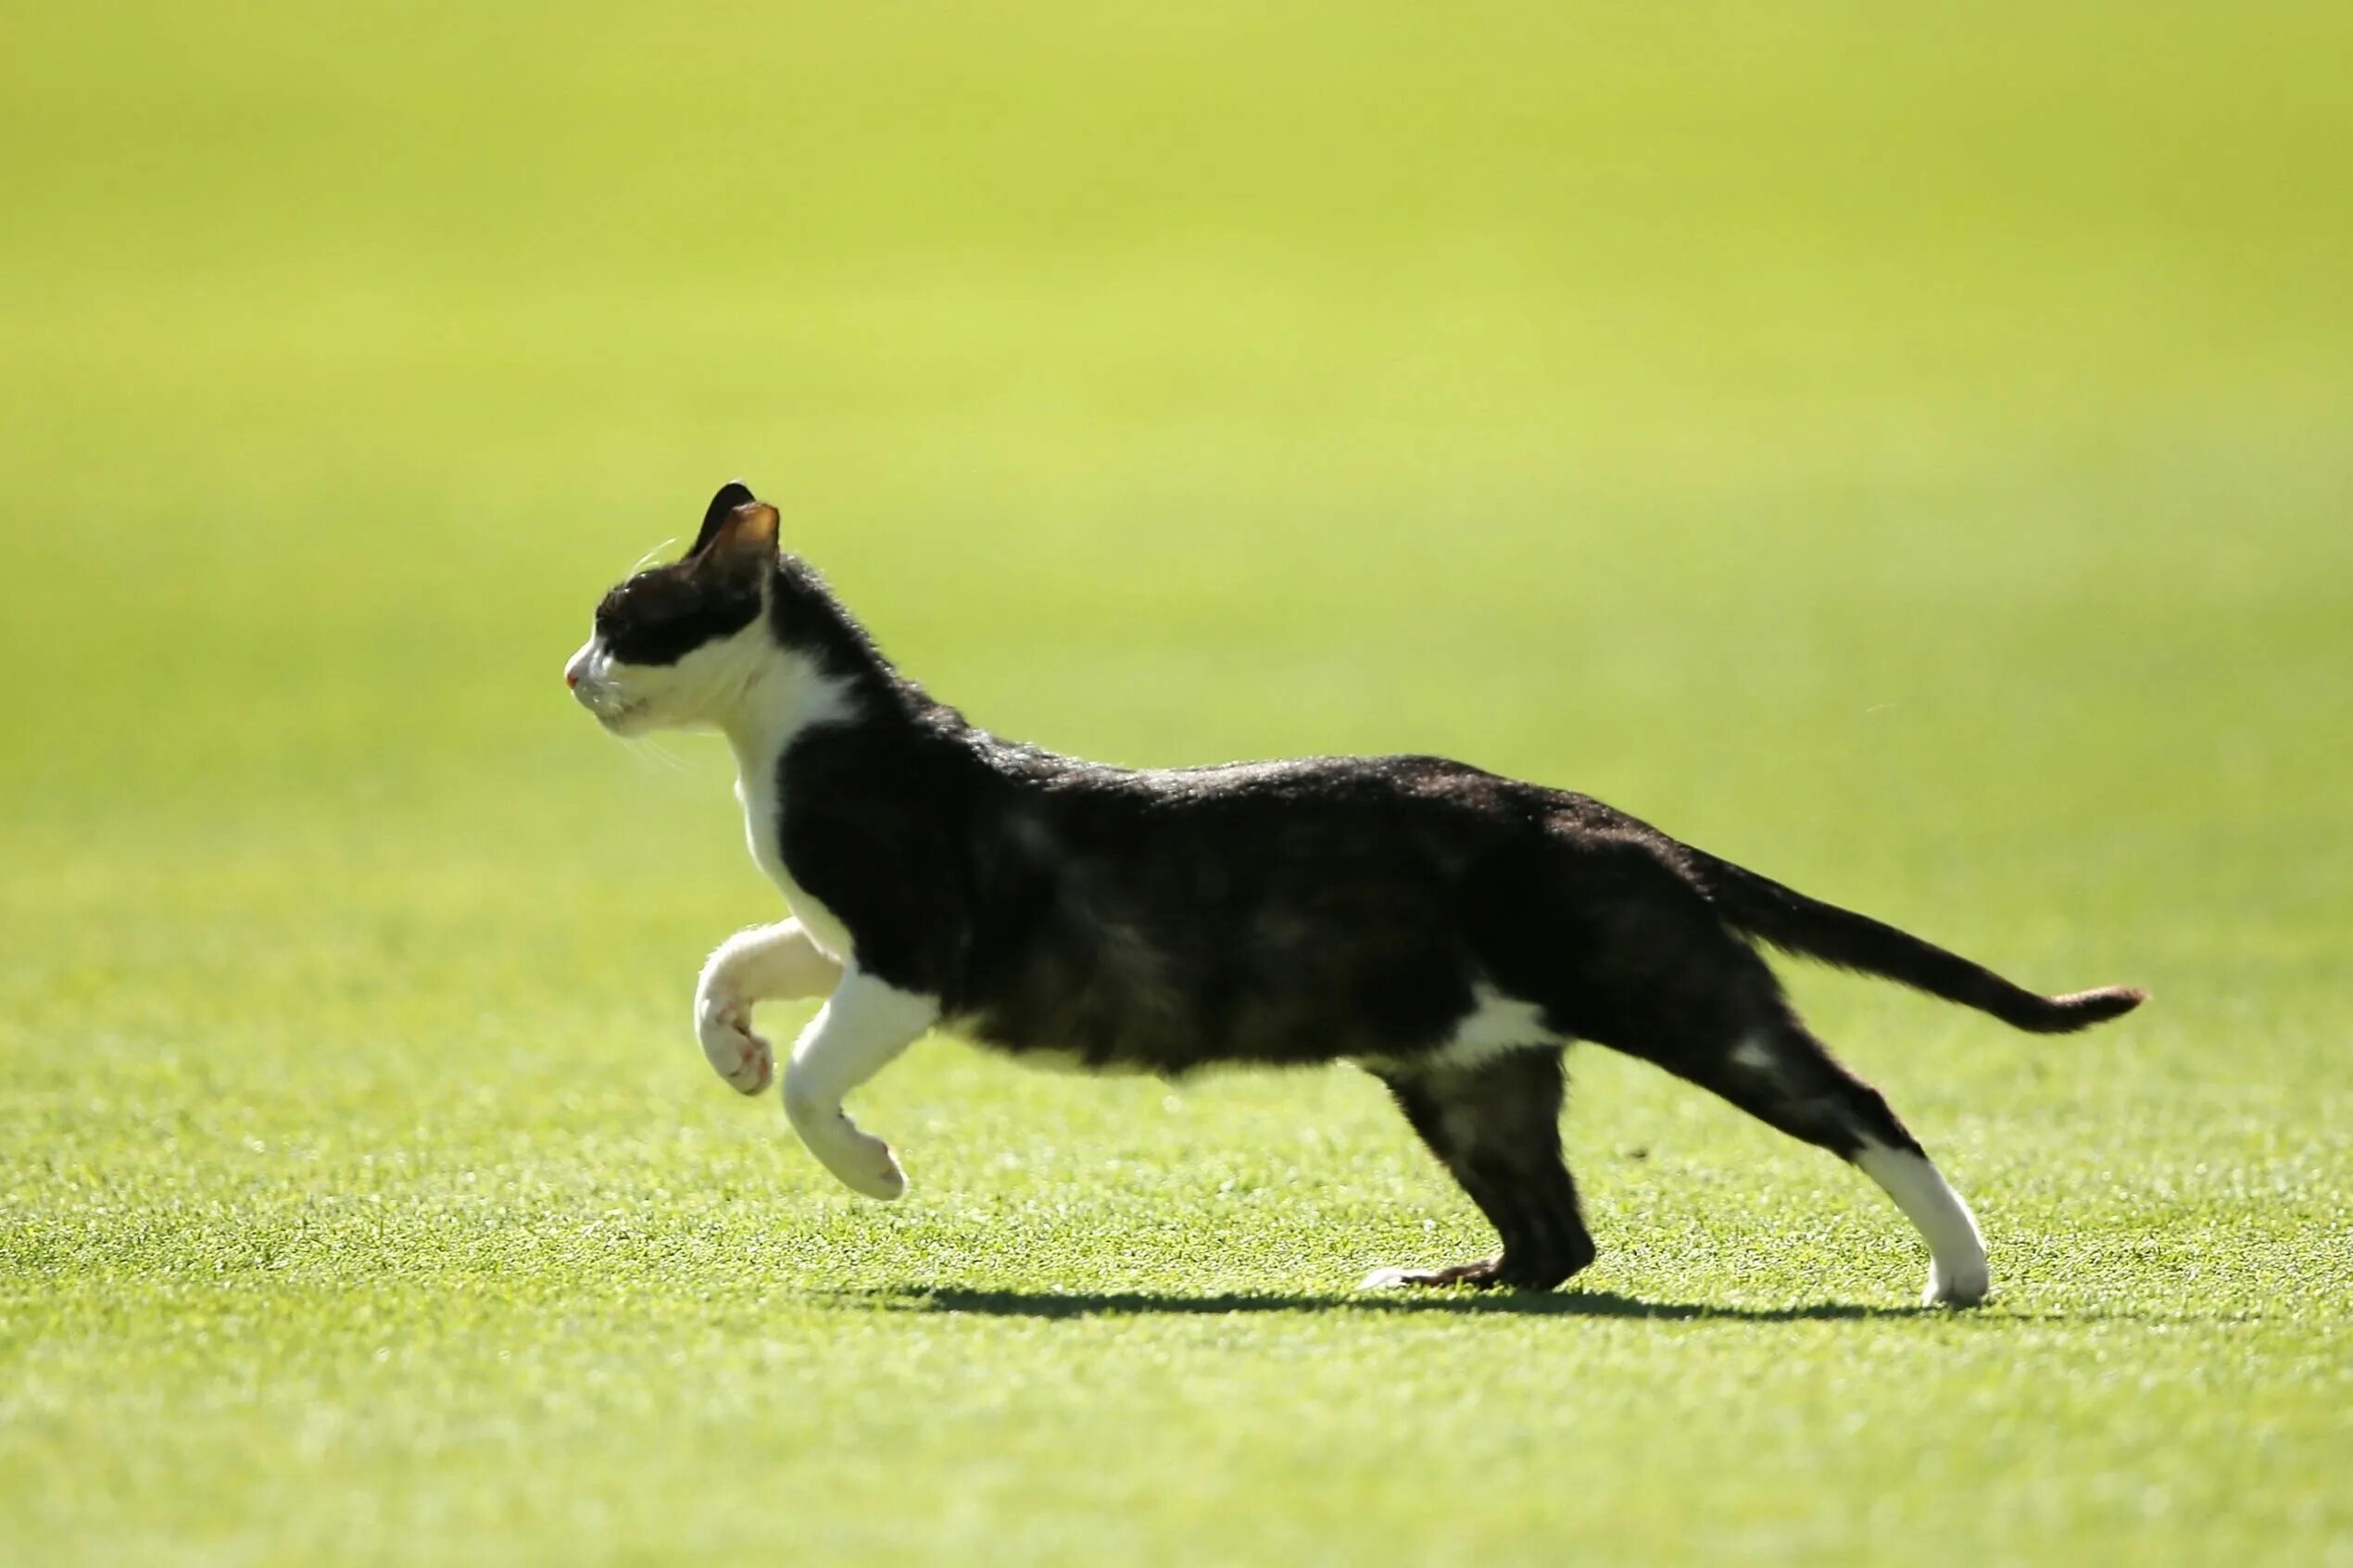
[627,735,691,773]
[627,538,681,575]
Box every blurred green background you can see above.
[4,4,2348,1565]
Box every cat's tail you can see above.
[1680,848,2145,1035]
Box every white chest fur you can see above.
[736,770,858,963]
[712,648,863,964]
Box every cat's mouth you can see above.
[572,679,648,733]
[592,696,648,732]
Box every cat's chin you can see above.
[595,701,656,735]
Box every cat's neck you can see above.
[715,653,864,784]
[714,564,962,777]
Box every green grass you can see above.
[5,2,2350,1562]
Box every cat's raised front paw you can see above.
[695,995,774,1095]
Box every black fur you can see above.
[1674,848,2145,1033]
[1378,1050,1595,1288]
[687,480,757,558]
[589,487,2146,1290]
[592,490,766,667]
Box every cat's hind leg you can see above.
[695,919,845,1095]
[1674,1017,1990,1308]
[1364,1047,1597,1291]
[1541,862,1992,1308]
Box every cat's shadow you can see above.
[855,1284,1916,1323]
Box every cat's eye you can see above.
[598,583,684,637]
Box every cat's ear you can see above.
[686,480,758,560]
[705,496,782,570]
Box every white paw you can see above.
[1922,1257,1991,1308]
[826,1129,908,1201]
[1361,1266,1417,1290]
[782,1089,908,1200]
[695,994,774,1096]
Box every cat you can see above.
[564,481,2145,1306]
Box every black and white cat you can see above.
[565,483,2144,1305]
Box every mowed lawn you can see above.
[4,4,2349,1563]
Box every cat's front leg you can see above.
[694,920,844,1095]
[781,968,937,1199]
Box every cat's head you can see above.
[563,481,786,735]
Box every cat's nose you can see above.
[565,666,581,690]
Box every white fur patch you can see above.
[1424,983,1563,1070]
[736,754,856,960]
[1350,984,1564,1080]
[1855,1140,1991,1307]
[719,658,860,960]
